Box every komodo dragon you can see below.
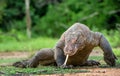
[13,23,117,68]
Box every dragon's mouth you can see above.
[64,49,78,56]
[64,44,79,56]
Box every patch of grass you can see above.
[89,56,103,60]
[0,56,120,75]
[0,66,89,75]
[113,48,120,57]
[0,58,24,64]
[0,37,58,52]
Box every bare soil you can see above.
[44,68,120,76]
[0,52,30,59]
[0,49,120,76]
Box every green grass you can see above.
[113,48,120,57]
[0,37,58,52]
[0,66,90,75]
[0,56,120,75]
[0,58,24,64]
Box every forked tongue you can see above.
[63,54,69,66]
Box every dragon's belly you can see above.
[67,49,93,66]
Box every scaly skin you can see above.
[55,23,117,67]
[13,23,117,68]
[13,48,55,68]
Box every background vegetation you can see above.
[0,0,120,49]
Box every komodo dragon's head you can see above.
[64,31,85,56]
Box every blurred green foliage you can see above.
[0,0,120,37]
[0,0,120,48]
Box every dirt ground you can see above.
[0,51,30,59]
[44,68,120,76]
[0,49,120,76]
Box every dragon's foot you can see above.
[13,60,28,68]
[83,60,100,66]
